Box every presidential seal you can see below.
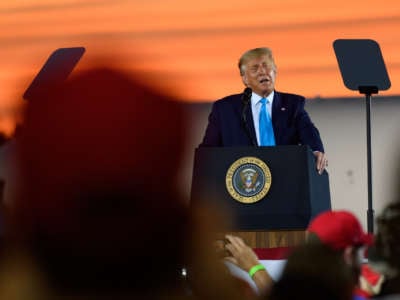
[225,156,271,204]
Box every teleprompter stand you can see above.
[333,39,391,233]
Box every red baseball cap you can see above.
[307,210,373,250]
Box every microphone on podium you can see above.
[241,87,256,146]
[241,87,252,105]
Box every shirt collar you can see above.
[251,90,274,106]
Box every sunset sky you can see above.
[1,0,399,135]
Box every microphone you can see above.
[241,87,252,105]
[241,87,252,124]
[241,87,257,146]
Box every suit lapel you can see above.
[272,91,288,145]
[233,95,257,145]
[246,103,257,144]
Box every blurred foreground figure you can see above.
[307,210,373,300]
[267,243,354,300]
[10,67,187,298]
[369,201,400,299]
[0,66,247,300]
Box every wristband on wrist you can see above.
[248,264,266,278]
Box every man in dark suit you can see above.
[200,47,328,174]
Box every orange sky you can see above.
[1,0,400,136]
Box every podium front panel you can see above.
[191,145,330,230]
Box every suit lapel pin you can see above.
[281,107,286,111]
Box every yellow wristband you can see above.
[248,264,266,277]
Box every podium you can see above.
[190,145,331,248]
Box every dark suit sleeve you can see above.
[199,102,222,147]
[294,98,324,153]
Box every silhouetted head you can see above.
[269,244,354,300]
[369,201,400,278]
[12,66,189,295]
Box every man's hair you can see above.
[238,47,276,76]
[306,231,325,246]
[306,231,362,286]
[269,243,354,300]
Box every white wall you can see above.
[307,96,400,230]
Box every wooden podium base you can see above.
[226,230,306,248]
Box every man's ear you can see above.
[241,75,248,86]
[343,246,354,265]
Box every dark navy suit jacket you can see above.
[200,91,324,152]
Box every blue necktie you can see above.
[259,98,275,146]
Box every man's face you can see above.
[241,55,276,97]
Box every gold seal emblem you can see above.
[225,156,271,204]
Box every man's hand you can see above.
[313,151,328,175]
[223,234,273,295]
[223,234,260,271]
